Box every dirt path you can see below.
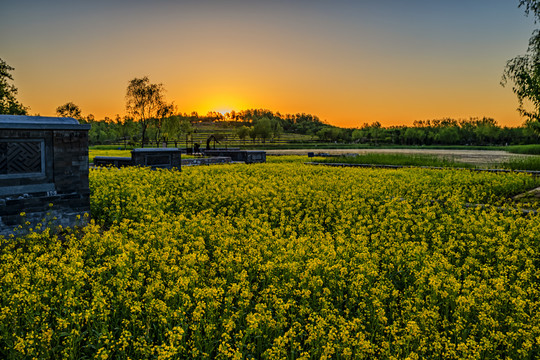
[266,148,534,166]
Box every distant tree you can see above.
[475,124,499,145]
[0,58,28,115]
[118,116,138,149]
[526,117,540,134]
[352,128,367,143]
[367,122,382,145]
[126,76,170,148]
[435,126,460,145]
[206,111,224,122]
[403,127,426,145]
[272,120,284,141]
[162,115,181,147]
[152,104,175,146]
[56,102,82,119]
[502,1,540,132]
[89,121,114,145]
[248,127,257,143]
[254,117,272,143]
[236,125,250,144]
[316,127,333,142]
[180,118,194,149]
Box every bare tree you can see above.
[56,102,82,119]
[126,76,169,148]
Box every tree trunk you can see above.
[141,123,147,148]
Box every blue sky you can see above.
[1,0,536,126]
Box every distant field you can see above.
[267,148,535,167]
[314,153,474,168]
[310,153,540,171]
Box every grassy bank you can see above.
[505,144,540,155]
[501,155,540,171]
[314,154,475,168]
[312,153,540,171]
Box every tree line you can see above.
[65,108,539,147]
[349,118,539,146]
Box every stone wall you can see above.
[182,156,231,166]
[93,148,183,170]
[131,148,182,169]
[0,116,91,236]
[93,156,132,167]
[202,149,266,163]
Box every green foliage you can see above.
[506,144,540,154]
[236,125,250,143]
[502,42,540,122]
[501,155,540,170]
[0,58,27,115]
[116,116,139,149]
[317,126,346,142]
[161,115,182,144]
[502,0,540,132]
[519,0,540,18]
[179,118,194,147]
[253,117,273,143]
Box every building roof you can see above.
[0,115,91,130]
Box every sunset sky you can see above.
[1,0,536,127]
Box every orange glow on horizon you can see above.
[18,85,527,129]
[192,94,252,117]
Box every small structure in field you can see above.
[93,148,182,170]
[94,148,264,167]
[131,148,182,169]
[0,115,91,236]
[202,149,266,163]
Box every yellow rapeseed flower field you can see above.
[1,159,539,359]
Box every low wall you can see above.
[93,148,182,170]
[93,156,132,167]
[131,148,182,169]
[182,157,231,166]
[202,149,266,163]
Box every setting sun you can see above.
[193,94,251,117]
